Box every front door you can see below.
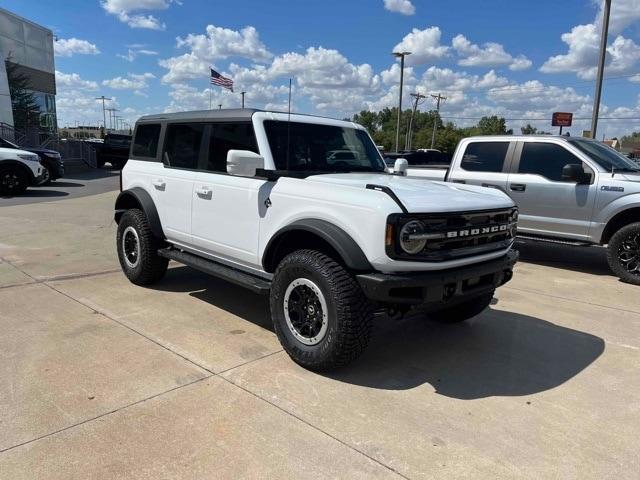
[507,141,597,240]
[190,122,267,269]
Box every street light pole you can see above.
[95,96,111,135]
[591,0,611,140]
[392,51,411,153]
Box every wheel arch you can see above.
[262,219,373,273]
[114,187,165,239]
[601,207,640,244]
[0,160,36,184]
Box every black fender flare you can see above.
[0,160,36,184]
[262,219,373,272]
[114,187,165,239]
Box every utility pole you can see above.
[392,51,411,153]
[591,0,611,140]
[241,91,246,108]
[106,108,117,130]
[95,96,111,135]
[218,104,222,110]
[405,92,426,150]
[430,93,446,149]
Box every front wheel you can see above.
[270,250,374,371]
[428,291,494,324]
[607,222,640,285]
[0,167,28,195]
[40,165,52,185]
[116,209,168,285]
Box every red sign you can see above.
[552,112,573,127]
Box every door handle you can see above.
[451,179,466,184]
[151,179,166,190]
[482,183,501,189]
[510,183,526,192]
[195,186,212,198]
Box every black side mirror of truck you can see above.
[562,163,591,184]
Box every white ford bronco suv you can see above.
[114,109,518,370]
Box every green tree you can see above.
[621,131,640,145]
[477,116,512,135]
[5,59,41,131]
[521,124,538,135]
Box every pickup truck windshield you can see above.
[568,138,640,172]
[264,120,386,173]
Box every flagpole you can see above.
[209,85,212,110]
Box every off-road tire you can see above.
[270,250,374,371]
[0,166,28,195]
[116,209,168,285]
[428,291,494,324]
[607,222,640,285]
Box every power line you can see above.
[440,116,640,121]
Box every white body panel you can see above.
[0,147,42,178]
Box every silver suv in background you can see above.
[396,135,640,284]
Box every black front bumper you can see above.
[356,250,518,306]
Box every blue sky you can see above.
[4,0,640,138]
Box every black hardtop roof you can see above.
[137,108,261,123]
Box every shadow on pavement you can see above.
[515,240,611,277]
[51,181,84,188]
[329,307,604,398]
[155,266,604,399]
[2,189,69,199]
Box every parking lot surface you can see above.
[1,188,638,479]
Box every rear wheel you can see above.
[607,222,640,285]
[428,292,494,324]
[116,209,168,285]
[0,167,28,195]
[270,250,373,371]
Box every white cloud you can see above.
[103,72,155,90]
[383,0,415,15]
[54,38,100,57]
[117,48,159,62]
[100,0,179,30]
[159,52,209,84]
[594,0,640,35]
[176,25,272,63]
[392,27,449,66]
[452,34,532,71]
[55,71,99,90]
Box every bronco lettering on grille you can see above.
[446,224,509,238]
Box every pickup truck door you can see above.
[190,123,267,269]
[506,140,597,240]
[447,140,514,193]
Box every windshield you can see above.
[569,139,640,172]
[264,120,386,173]
[0,137,19,149]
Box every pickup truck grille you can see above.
[388,208,518,262]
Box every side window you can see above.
[163,123,205,169]
[460,142,509,172]
[132,124,160,159]
[204,122,258,173]
[518,143,583,182]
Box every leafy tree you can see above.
[5,59,41,131]
[477,116,512,135]
[521,124,538,135]
[621,131,640,145]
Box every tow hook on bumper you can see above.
[356,250,518,306]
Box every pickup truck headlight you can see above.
[399,220,427,254]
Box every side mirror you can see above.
[394,158,408,176]
[227,150,264,177]
[561,163,590,184]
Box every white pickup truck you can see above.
[395,135,640,284]
[114,110,518,370]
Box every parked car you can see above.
[394,135,640,284]
[384,149,449,168]
[94,133,131,169]
[0,137,63,185]
[0,146,44,195]
[114,109,518,370]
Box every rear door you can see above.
[447,140,514,192]
[506,140,597,239]
[190,122,268,269]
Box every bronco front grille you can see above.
[387,208,518,262]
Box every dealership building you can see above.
[0,7,56,133]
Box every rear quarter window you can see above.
[132,124,161,159]
[460,142,509,172]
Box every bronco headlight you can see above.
[399,220,427,254]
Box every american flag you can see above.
[210,68,234,92]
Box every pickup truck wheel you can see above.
[428,292,494,324]
[607,223,640,285]
[116,209,168,285]
[270,250,373,371]
[0,167,28,195]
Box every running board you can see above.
[516,235,593,247]
[158,248,271,295]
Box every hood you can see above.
[24,147,60,155]
[613,172,640,183]
[305,173,514,213]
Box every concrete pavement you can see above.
[0,190,638,479]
